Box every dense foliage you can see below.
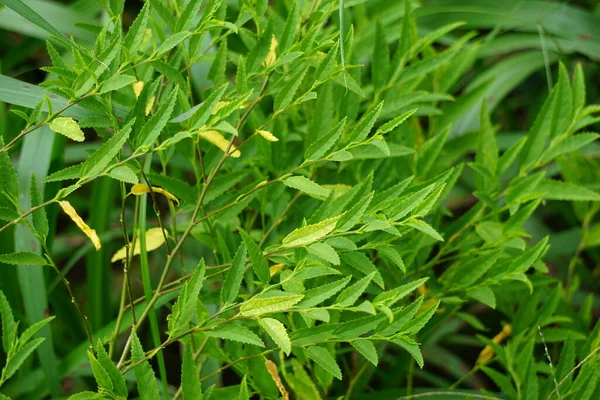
[0,0,600,399]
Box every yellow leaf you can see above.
[264,35,278,67]
[265,360,289,400]
[269,263,285,277]
[211,101,229,115]
[256,129,278,142]
[132,81,144,98]
[59,201,101,250]
[198,130,241,158]
[111,227,167,262]
[476,324,512,365]
[130,184,179,204]
[49,117,85,142]
[145,96,155,116]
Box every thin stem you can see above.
[0,199,56,235]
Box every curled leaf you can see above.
[130,183,179,204]
[198,130,241,158]
[476,324,512,365]
[256,129,278,142]
[59,201,101,250]
[265,360,289,400]
[111,227,167,262]
[132,81,144,98]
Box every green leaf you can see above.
[540,132,599,164]
[238,228,269,285]
[0,252,47,266]
[182,342,203,400]
[376,109,417,136]
[124,2,150,57]
[108,165,139,184]
[156,31,191,57]
[3,337,45,382]
[238,375,249,400]
[337,192,373,232]
[30,173,48,238]
[205,323,264,347]
[305,117,346,161]
[537,180,600,202]
[44,164,83,183]
[0,137,19,198]
[49,117,84,142]
[279,1,298,52]
[137,88,179,148]
[405,219,444,241]
[378,247,405,272]
[99,74,137,94]
[208,38,228,85]
[282,216,340,248]
[259,317,291,355]
[372,21,390,91]
[416,128,449,177]
[445,251,501,288]
[314,41,339,82]
[176,83,228,127]
[297,276,352,308]
[236,56,247,94]
[336,272,375,307]
[573,63,585,112]
[88,350,113,391]
[307,242,340,265]
[0,206,19,221]
[341,251,384,288]
[168,259,206,337]
[131,333,160,400]
[400,301,440,334]
[348,101,384,143]
[351,340,378,366]
[284,176,327,197]
[240,293,304,317]
[176,0,203,32]
[221,242,247,304]
[467,286,496,309]
[274,67,308,112]
[151,60,188,89]
[393,338,424,368]
[95,342,127,397]
[67,392,99,400]
[373,278,428,308]
[306,346,342,380]
[81,119,134,178]
[0,289,16,354]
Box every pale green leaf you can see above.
[108,165,139,184]
[307,242,340,265]
[297,276,352,308]
[306,346,342,380]
[205,323,264,347]
[284,176,327,197]
[259,317,291,355]
[49,117,84,142]
[405,219,444,241]
[99,74,137,94]
[240,293,304,317]
[282,216,340,248]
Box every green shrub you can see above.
[0,0,599,399]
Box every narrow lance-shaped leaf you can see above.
[284,176,327,197]
[221,242,248,304]
[30,173,48,238]
[137,87,179,148]
[305,118,346,161]
[205,323,264,347]
[282,216,340,248]
[0,136,19,198]
[239,228,269,284]
[274,67,308,112]
[182,341,203,400]
[372,21,390,91]
[131,332,160,400]
[124,2,150,56]
[347,101,384,143]
[306,346,342,380]
[0,289,16,354]
[81,118,135,178]
[167,259,206,336]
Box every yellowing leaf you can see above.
[270,263,285,276]
[132,81,144,98]
[476,324,512,365]
[264,35,278,67]
[211,101,230,115]
[256,129,278,142]
[198,130,241,158]
[59,201,100,250]
[49,117,85,142]
[265,360,289,400]
[145,96,155,116]
[130,183,179,204]
[111,227,167,262]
